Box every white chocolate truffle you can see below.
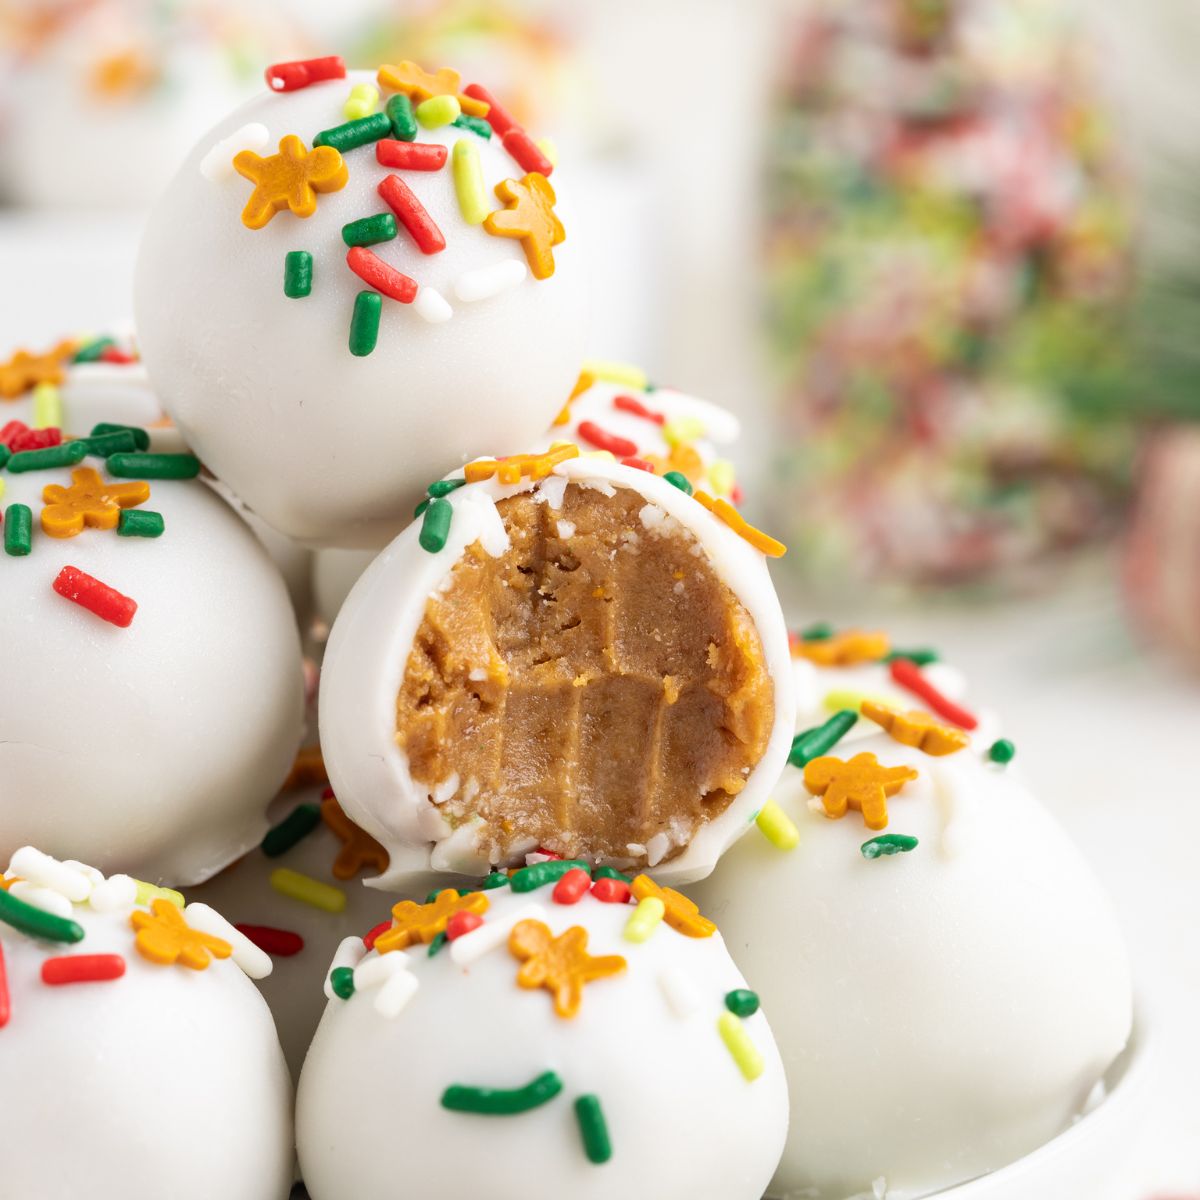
[135,67,589,547]
[0,853,293,1200]
[692,729,1133,1199]
[296,874,788,1199]
[0,449,304,885]
[319,455,795,887]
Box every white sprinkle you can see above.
[184,902,273,980]
[626,843,647,857]
[375,968,420,1018]
[414,286,453,323]
[9,882,73,919]
[200,122,269,182]
[10,847,91,902]
[62,861,105,888]
[453,259,527,302]
[525,851,555,866]
[88,873,138,913]
[646,832,671,867]
[535,473,567,511]
[324,936,368,1000]
[354,950,411,991]
[431,772,460,805]
[556,520,576,539]
[658,968,702,1019]
[450,904,546,966]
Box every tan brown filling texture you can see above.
[395,483,775,867]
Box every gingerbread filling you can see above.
[395,483,774,867]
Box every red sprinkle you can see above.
[0,942,9,1028]
[614,394,665,425]
[621,456,654,473]
[41,954,126,985]
[363,919,392,950]
[552,867,591,905]
[463,83,517,137]
[590,878,632,904]
[346,246,418,303]
[889,658,979,730]
[378,174,446,255]
[730,484,744,506]
[577,421,638,458]
[532,848,562,860]
[376,139,448,171]
[1,422,61,452]
[99,346,136,365]
[236,924,304,957]
[501,128,554,177]
[265,55,345,93]
[446,910,484,941]
[52,566,137,628]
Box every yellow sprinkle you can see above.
[536,136,559,167]
[344,83,379,120]
[693,491,787,558]
[134,879,185,909]
[270,868,346,913]
[718,1011,764,1081]
[0,479,5,501]
[583,449,616,463]
[582,359,647,390]
[623,896,665,943]
[663,416,705,448]
[32,382,62,430]
[416,94,461,128]
[452,138,489,226]
[755,799,799,850]
[707,459,736,497]
[822,689,898,713]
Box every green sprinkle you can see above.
[8,440,87,473]
[261,803,322,857]
[663,470,693,495]
[284,250,313,298]
[441,1070,563,1115]
[349,290,382,357]
[107,452,200,480]
[386,92,418,141]
[83,430,139,457]
[4,504,32,556]
[0,887,85,943]
[414,497,431,518]
[789,709,859,768]
[0,445,9,470]
[452,112,492,139]
[861,834,919,860]
[481,872,510,890]
[988,738,1016,765]
[73,337,114,364]
[724,989,760,1017]
[117,509,163,538]
[427,478,467,498]
[510,860,591,893]
[799,621,833,641]
[313,112,391,152]
[591,865,631,883]
[886,648,940,666]
[425,887,448,904]
[91,423,149,451]
[341,214,397,247]
[419,496,453,553]
[574,1095,612,1164]
[428,931,448,957]
[330,966,356,1000]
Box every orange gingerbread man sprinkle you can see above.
[793,629,890,667]
[131,899,232,970]
[483,173,564,280]
[374,889,490,954]
[321,794,390,881]
[40,467,150,538]
[282,744,327,792]
[0,340,76,399]
[861,701,969,757]
[804,752,919,831]
[377,61,489,118]
[465,442,579,485]
[233,135,349,230]
[630,875,716,939]
[508,919,626,1019]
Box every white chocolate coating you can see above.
[0,460,304,885]
[0,858,293,1200]
[319,457,795,887]
[135,70,590,547]
[691,732,1133,1199]
[296,881,788,1199]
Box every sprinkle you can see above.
[362,920,391,950]
[2,423,58,454]
[115,509,165,540]
[8,882,71,918]
[0,887,85,943]
[755,799,800,850]
[324,936,366,998]
[805,752,918,830]
[346,246,418,303]
[693,490,786,557]
[451,138,489,225]
[419,496,453,552]
[32,382,61,430]
[441,1070,563,1115]
[988,738,1016,764]
[377,890,489,954]
[236,924,304,957]
[592,866,630,883]
[861,834,920,860]
[134,880,184,909]
[106,451,199,480]
[4,504,32,556]
[349,291,382,357]
[623,896,665,943]
[663,416,706,448]
[552,867,591,905]
[313,113,392,153]
[462,82,517,136]
[453,259,527,302]
[52,566,137,627]
[614,393,665,424]
[725,989,760,1017]
[578,421,638,457]
[484,173,564,280]
[414,286,453,323]
[375,139,447,171]
[861,701,969,757]
[71,338,114,364]
[450,903,546,966]
[8,440,87,472]
[283,249,313,298]
[283,744,327,792]
[886,648,940,666]
[657,967,702,1019]
[631,875,717,938]
[795,628,889,667]
[264,55,345,93]
[822,689,890,713]
[378,174,446,254]
[375,967,419,1017]
[718,1012,764,1081]
[385,93,418,141]
[502,127,554,177]
[589,877,631,904]
[708,460,736,497]
[82,429,138,457]
[344,82,379,120]
[889,658,978,730]
[200,122,269,181]
[378,61,489,117]
[261,803,322,857]
[446,910,484,940]
[88,873,137,913]
[42,954,125,985]
[481,872,511,890]
[510,859,590,893]
[269,868,346,914]
[537,137,559,167]
[235,135,348,229]
[790,709,859,767]
[663,470,693,495]
[416,94,461,128]
[0,944,8,1027]
[91,423,149,451]
[799,621,833,641]
[9,848,90,902]
[452,112,492,139]
[329,966,355,999]
[574,1095,612,1164]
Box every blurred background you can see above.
[1,0,1198,1193]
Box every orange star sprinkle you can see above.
[630,875,716,939]
[377,61,489,118]
[233,135,349,230]
[0,340,76,399]
[508,919,626,1019]
[804,752,919,831]
[792,629,890,667]
[693,490,787,558]
[483,173,564,280]
[861,700,969,757]
[374,889,490,954]
[40,467,150,538]
[321,794,390,881]
[645,443,706,484]
[465,442,579,485]
[131,899,232,971]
